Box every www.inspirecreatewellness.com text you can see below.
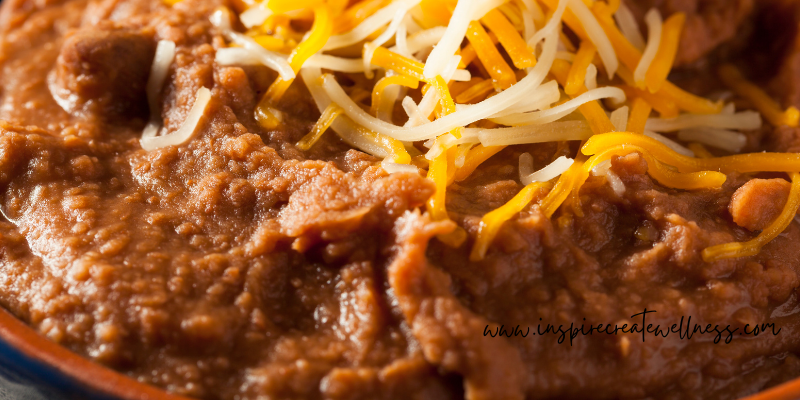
[483,309,781,345]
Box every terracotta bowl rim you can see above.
[3,305,800,400]
[0,306,191,400]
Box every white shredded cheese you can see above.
[519,152,534,179]
[555,51,576,62]
[402,96,430,125]
[592,160,626,196]
[489,80,561,118]
[140,87,212,151]
[677,127,747,153]
[521,156,574,185]
[492,86,626,126]
[324,0,421,51]
[568,0,618,78]
[478,120,593,146]
[143,40,177,139]
[615,2,646,51]
[610,106,629,132]
[585,63,598,90]
[423,0,475,79]
[529,0,568,46]
[634,9,662,86]
[240,4,272,28]
[321,27,558,141]
[645,111,762,132]
[644,130,695,157]
[391,26,447,56]
[213,31,294,80]
[381,160,420,174]
[305,54,374,73]
[301,68,393,159]
[425,133,458,160]
[363,6,412,78]
[394,15,412,59]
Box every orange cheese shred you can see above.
[592,2,722,114]
[566,41,597,96]
[645,13,685,93]
[466,21,517,90]
[719,64,800,128]
[370,75,419,116]
[627,97,653,134]
[297,103,343,150]
[481,9,536,69]
[551,59,617,134]
[455,78,496,103]
[453,145,506,181]
[470,181,553,261]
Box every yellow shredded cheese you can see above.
[297,103,343,150]
[466,21,517,90]
[703,173,800,262]
[453,144,506,181]
[583,132,800,174]
[213,0,800,262]
[627,97,652,134]
[645,12,684,93]
[470,181,553,261]
[332,0,388,34]
[481,9,536,69]
[455,78,496,103]
[566,41,597,95]
[719,64,800,128]
[370,75,420,116]
[263,4,332,103]
[551,59,617,134]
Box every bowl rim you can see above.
[741,376,800,400]
[0,306,192,400]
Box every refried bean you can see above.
[0,0,799,399]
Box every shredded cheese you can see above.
[677,127,747,153]
[141,87,212,151]
[627,97,652,134]
[492,86,626,126]
[719,64,800,128]
[644,130,694,157]
[646,111,762,132]
[521,156,575,185]
[370,75,420,117]
[634,9,662,88]
[568,0,618,78]
[614,1,645,51]
[470,181,553,261]
[565,41,597,95]
[203,0,800,262]
[482,9,536,69]
[610,106,629,131]
[478,120,593,146]
[645,12,684,93]
[142,40,177,139]
[423,0,475,79]
[297,103,343,150]
[703,173,800,262]
[453,144,505,181]
[466,21,517,90]
[324,0,421,51]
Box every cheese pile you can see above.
[149,0,800,263]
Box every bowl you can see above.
[0,304,799,400]
[0,306,189,400]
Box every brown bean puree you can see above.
[1,0,800,399]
